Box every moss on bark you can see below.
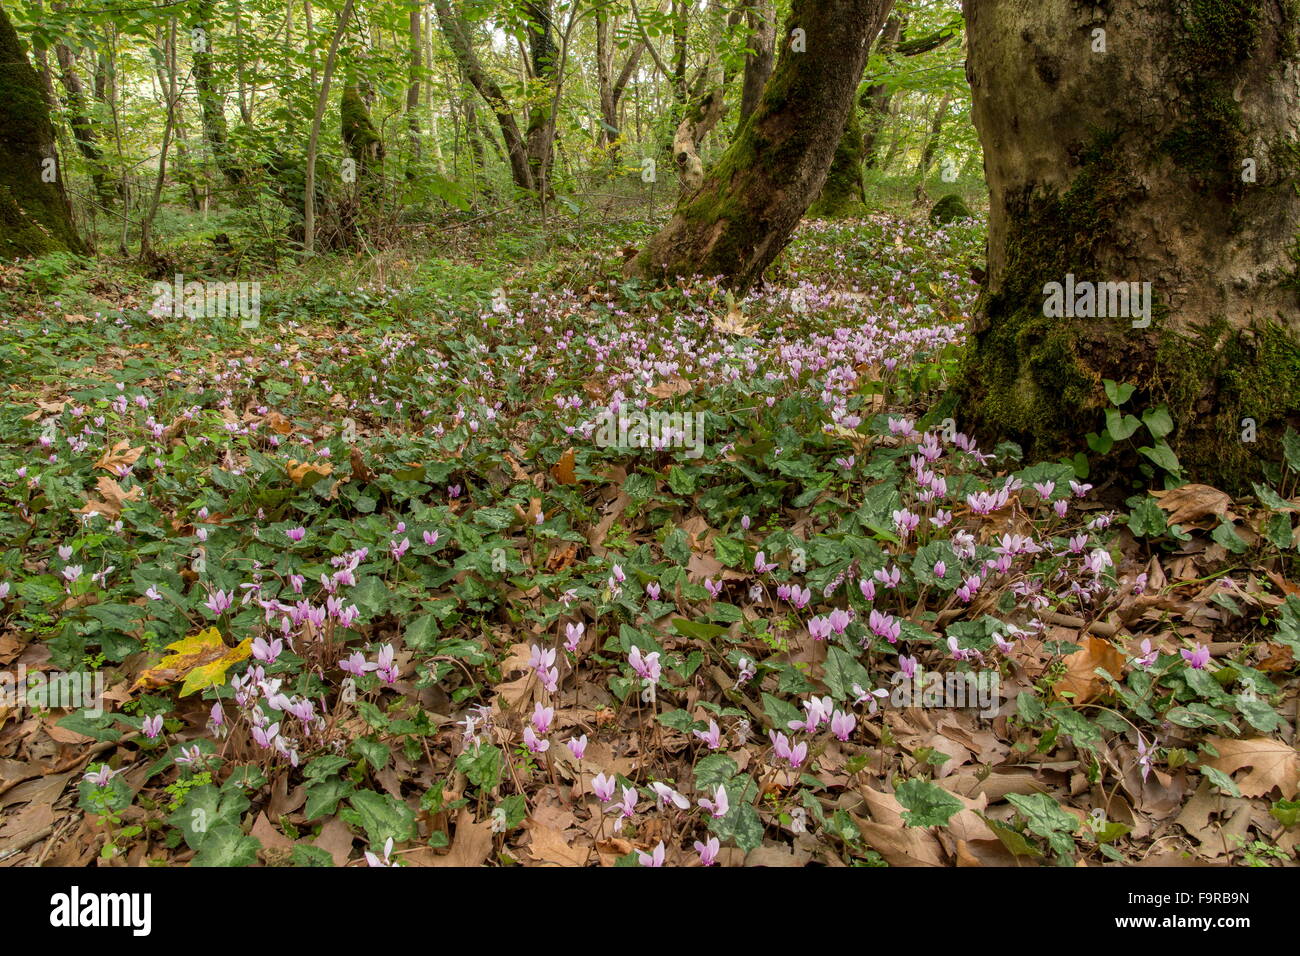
[960,0,1300,491]
[0,5,85,258]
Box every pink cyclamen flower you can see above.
[1135,638,1158,669]
[285,526,306,543]
[808,616,832,641]
[704,578,723,599]
[204,589,233,615]
[365,837,396,867]
[830,710,855,741]
[868,609,900,644]
[567,734,587,761]
[252,636,283,663]
[769,731,808,768]
[1181,643,1211,670]
[528,644,556,675]
[650,782,690,810]
[646,581,661,601]
[899,654,918,680]
[694,836,720,866]
[693,719,722,750]
[828,608,853,634]
[83,764,121,788]
[375,644,398,684]
[1136,733,1156,781]
[592,772,617,803]
[612,786,639,829]
[754,551,777,574]
[423,530,439,546]
[523,725,549,755]
[339,651,374,676]
[698,784,729,818]
[531,701,554,735]
[628,646,662,684]
[789,585,811,609]
[858,578,876,601]
[563,621,585,653]
[251,722,280,749]
[637,842,666,867]
[142,714,164,739]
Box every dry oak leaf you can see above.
[551,447,577,485]
[94,440,144,473]
[712,301,756,336]
[423,808,494,867]
[647,376,693,399]
[1205,738,1300,799]
[524,817,590,866]
[1151,484,1231,528]
[263,411,294,435]
[285,459,333,485]
[76,476,142,518]
[1054,635,1126,705]
[131,627,252,697]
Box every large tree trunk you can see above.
[524,0,558,193]
[0,2,85,257]
[628,0,894,291]
[433,0,534,192]
[736,0,775,130]
[959,0,1300,490]
[342,79,385,198]
[809,104,864,217]
[191,0,241,186]
[860,14,902,168]
[53,41,111,203]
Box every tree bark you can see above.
[406,0,422,169]
[629,0,894,291]
[53,41,111,203]
[737,0,774,130]
[0,1,85,256]
[524,0,558,195]
[860,13,902,169]
[191,0,241,186]
[433,0,534,191]
[959,0,1300,489]
[303,0,353,255]
[809,104,864,216]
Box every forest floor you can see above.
[0,206,1297,867]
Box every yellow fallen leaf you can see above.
[131,627,252,697]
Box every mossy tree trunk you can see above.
[960,0,1300,489]
[809,104,864,217]
[342,79,385,198]
[524,0,558,195]
[192,0,241,187]
[629,0,895,291]
[736,0,775,130]
[0,2,85,257]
